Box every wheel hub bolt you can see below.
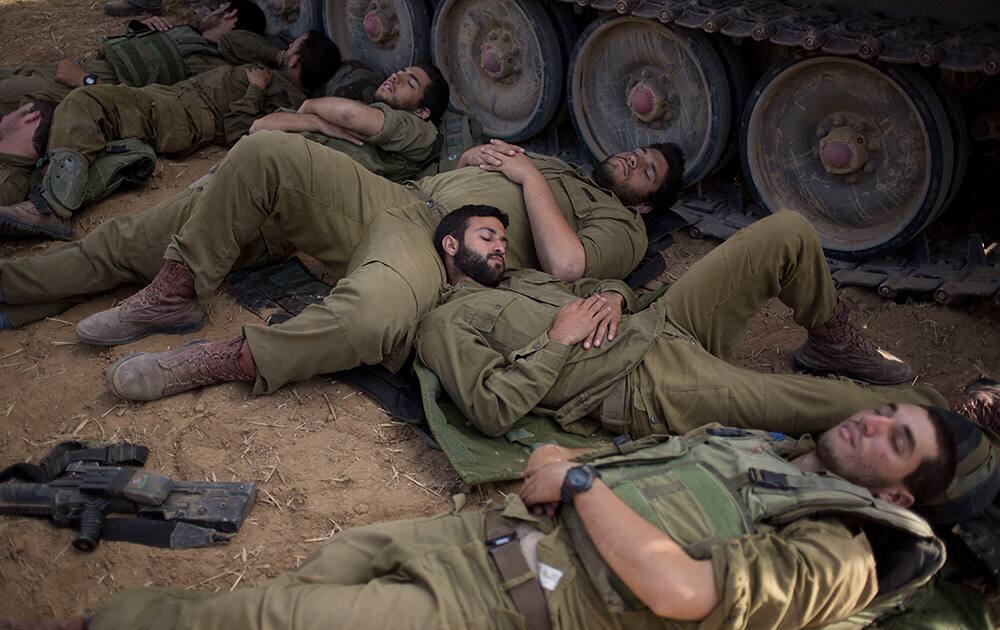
[363,9,395,44]
[818,126,870,175]
[626,79,671,124]
[480,31,518,80]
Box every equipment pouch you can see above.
[102,29,188,87]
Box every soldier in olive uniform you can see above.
[249,64,449,182]
[0,2,273,117]
[0,63,451,329]
[0,30,340,239]
[58,133,683,401]
[417,208,958,440]
[19,405,971,629]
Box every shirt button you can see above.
[426,200,434,208]
[649,415,659,425]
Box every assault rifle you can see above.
[0,442,256,550]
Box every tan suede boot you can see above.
[792,301,912,385]
[76,260,203,345]
[106,336,255,401]
[0,200,72,240]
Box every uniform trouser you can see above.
[87,511,528,630]
[160,132,428,393]
[0,186,280,327]
[46,83,212,216]
[0,61,118,116]
[624,211,947,437]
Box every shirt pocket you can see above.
[503,273,577,308]
[465,293,519,334]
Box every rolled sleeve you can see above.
[579,214,648,280]
[700,518,879,629]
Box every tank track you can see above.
[554,0,1000,75]
[670,181,1000,305]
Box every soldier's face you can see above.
[375,66,431,112]
[454,216,507,287]
[591,147,668,207]
[816,404,940,495]
[281,34,309,71]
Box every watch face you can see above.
[566,466,590,489]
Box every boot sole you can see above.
[792,352,911,386]
[77,319,204,347]
[0,215,72,241]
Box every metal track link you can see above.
[560,0,1000,74]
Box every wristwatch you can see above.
[560,464,601,504]
[83,74,98,86]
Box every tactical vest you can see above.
[564,429,946,627]
[101,29,189,87]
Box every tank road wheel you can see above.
[431,0,564,142]
[324,0,431,77]
[568,16,732,185]
[740,56,956,260]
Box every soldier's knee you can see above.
[228,131,310,169]
[768,210,821,246]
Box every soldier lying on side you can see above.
[6,407,976,629]
[0,31,340,239]
[0,62,451,329]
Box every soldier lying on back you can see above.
[0,31,340,238]
[0,1,274,118]
[57,135,684,402]
[416,205,997,436]
[3,410,976,629]
[249,64,450,183]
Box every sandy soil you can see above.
[0,0,998,622]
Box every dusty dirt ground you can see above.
[0,0,999,622]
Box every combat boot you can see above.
[76,260,203,345]
[106,336,255,401]
[0,200,72,240]
[103,0,160,16]
[792,301,912,385]
[949,379,1000,435]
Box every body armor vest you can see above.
[101,27,202,87]
[564,428,946,627]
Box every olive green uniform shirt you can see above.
[302,102,438,182]
[417,269,658,436]
[416,153,648,279]
[178,63,304,146]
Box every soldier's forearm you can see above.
[572,482,718,620]
[299,97,385,137]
